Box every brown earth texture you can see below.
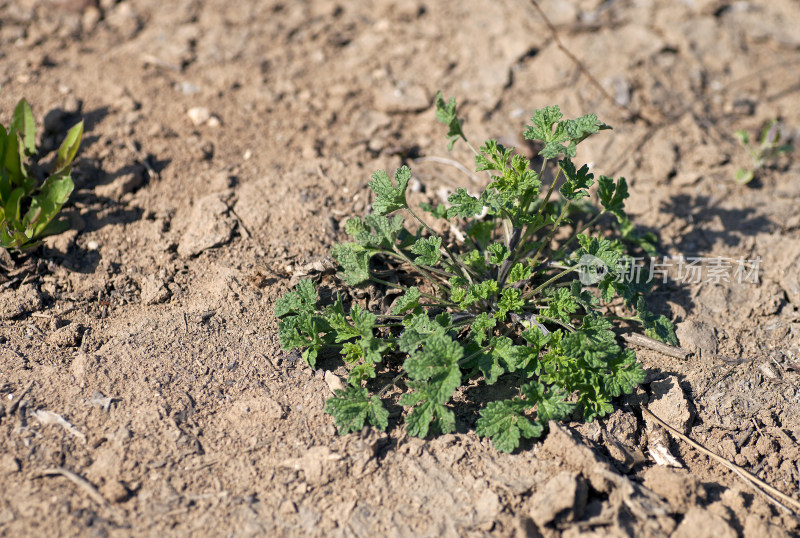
[2,0,800,536]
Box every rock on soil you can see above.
[177,194,236,257]
[528,471,587,527]
[675,320,717,359]
[47,323,84,348]
[648,376,694,434]
[139,275,171,305]
[642,466,706,513]
[672,507,737,538]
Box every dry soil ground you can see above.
[1,0,800,536]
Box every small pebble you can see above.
[0,454,20,474]
[187,107,211,126]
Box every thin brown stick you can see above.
[7,380,34,414]
[39,467,125,522]
[528,0,654,125]
[621,332,689,359]
[641,407,800,517]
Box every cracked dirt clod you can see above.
[528,471,587,527]
[47,323,84,347]
[671,507,737,538]
[0,284,43,320]
[177,194,236,257]
[675,320,717,359]
[642,466,706,513]
[140,275,171,305]
[648,376,694,434]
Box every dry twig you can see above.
[622,332,689,359]
[38,467,125,523]
[528,0,655,125]
[641,406,800,518]
[7,380,34,414]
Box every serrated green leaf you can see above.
[349,303,376,335]
[331,242,371,286]
[490,335,537,373]
[559,158,593,201]
[459,280,498,308]
[392,286,421,315]
[508,262,532,284]
[403,400,456,438]
[476,139,513,172]
[369,166,410,215]
[542,287,578,322]
[411,235,442,266]
[347,363,377,386]
[274,279,317,318]
[435,91,466,150]
[562,113,608,145]
[344,216,372,245]
[487,242,509,265]
[496,288,525,321]
[602,349,644,397]
[404,334,462,390]
[447,188,483,219]
[341,342,363,363]
[597,175,628,221]
[477,350,506,385]
[524,107,608,159]
[475,400,543,452]
[524,106,563,143]
[325,387,389,434]
[397,312,444,353]
[276,311,331,367]
[521,382,573,422]
[468,312,496,346]
[365,214,406,247]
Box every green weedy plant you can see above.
[734,119,793,185]
[0,97,83,249]
[275,92,676,452]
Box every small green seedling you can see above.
[734,120,793,184]
[275,93,675,452]
[0,96,83,249]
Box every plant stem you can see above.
[555,209,606,256]
[405,205,472,284]
[535,314,576,332]
[523,266,577,300]
[497,226,522,288]
[369,275,452,306]
[378,372,406,398]
[388,244,443,291]
[528,200,572,269]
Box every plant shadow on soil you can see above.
[661,194,774,251]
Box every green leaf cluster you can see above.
[0,97,83,249]
[273,93,676,452]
